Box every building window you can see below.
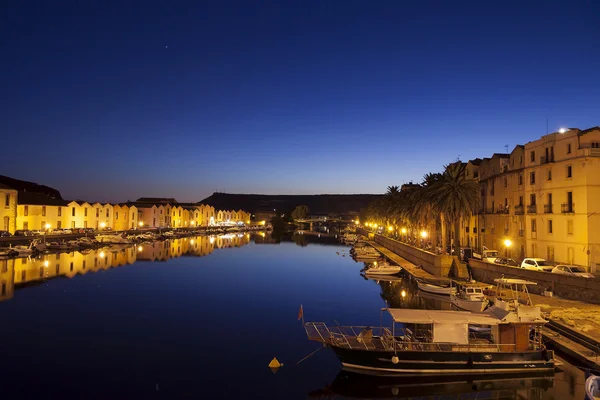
[530,172,535,185]
[518,174,523,185]
[96,208,99,217]
[567,165,572,178]
[58,207,62,216]
[519,196,523,206]
[23,221,28,229]
[548,220,553,234]
[547,169,552,181]
[530,151,535,162]
[84,208,88,217]
[116,213,118,220]
[530,194,536,205]
[41,221,45,230]
[593,142,600,148]
[531,219,537,233]
[57,221,62,229]
[4,194,9,208]
[503,177,507,187]
[72,207,75,217]
[567,220,574,235]
[106,210,109,217]
[42,206,46,216]
[24,206,28,216]
[567,143,571,154]
[519,155,523,165]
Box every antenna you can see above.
[504,144,509,154]
[456,154,461,162]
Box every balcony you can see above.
[504,228,509,235]
[561,203,575,213]
[496,206,509,214]
[540,155,555,164]
[518,229,525,237]
[490,227,496,235]
[527,204,537,214]
[514,205,524,215]
[543,204,553,214]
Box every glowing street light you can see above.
[100,222,106,230]
[558,127,568,134]
[138,221,144,227]
[420,230,428,238]
[388,226,393,232]
[401,290,406,298]
[504,238,512,257]
[45,223,51,230]
[401,228,407,234]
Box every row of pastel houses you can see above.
[0,177,250,234]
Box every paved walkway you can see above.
[531,293,600,340]
[367,241,451,284]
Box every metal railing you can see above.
[518,229,525,237]
[527,205,537,214]
[561,203,575,213]
[514,205,524,215]
[305,322,519,353]
[544,204,553,214]
[540,155,554,164]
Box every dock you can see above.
[367,241,450,284]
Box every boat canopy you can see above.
[494,278,537,286]
[385,309,501,326]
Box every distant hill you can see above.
[0,175,63,199]
[198,193,383,215]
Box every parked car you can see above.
[521,258,554,272]
[494,257,519,267]
[61,229,73,234]
[551,265,595,278]
[14,229,34,236]
[0,230,12,237]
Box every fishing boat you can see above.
[451,282,489,312]
[417,281,455,295]
[304,307,554,376]
[46,241,78,251]
[586,374,600,400]
[0,247,18,257]
[363,261,401,276]
[10,239,40,256]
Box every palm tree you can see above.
[428,162,480,259]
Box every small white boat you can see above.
[46,241,77,251]
[364,261,401,276]
[10,239,39,256]
[451,283,489,312]
[417,281,455,295]
[95,234,133,244]
[586,374,600,400]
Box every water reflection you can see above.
[309,370,555,399]
[0,234,253,302]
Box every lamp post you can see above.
[504,238,512,258]
[420,230,428,249]
[401,228,407,242]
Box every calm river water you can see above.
[0,232,589,399]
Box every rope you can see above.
[296,346,323,365]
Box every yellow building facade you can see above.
[0,186,17,233]
[463,126,600,271]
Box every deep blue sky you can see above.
[2,1,599,202]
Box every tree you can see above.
[428,162,480,259]
[291,205,310,220]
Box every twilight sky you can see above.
[2,1,599,203]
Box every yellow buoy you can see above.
[268,357,282,368]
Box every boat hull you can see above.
[417,282,453,295]
[331,346,554,376]
[451,297,488,312]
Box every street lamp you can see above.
[420,230,428,238]
[100,222,106,230]
[503,238,512,257]
[138,221,144,227]
[401,227,407,242]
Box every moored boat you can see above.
[417,280,455,295]
[95,234,133,245]
[451,283,489,312]
[304,307,554,376]
[363,261,401,276]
